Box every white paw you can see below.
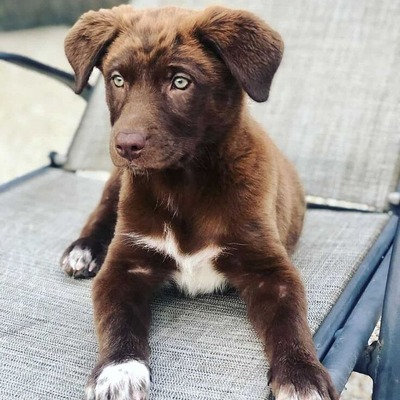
[275,385,323,400]
[86,360,150,400]
[62,247,97,273]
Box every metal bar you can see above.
[0,52,92,100]
[307,200,376,213]
[313,217,397,360]
[354,340,381,378]
[0,165,50,194]
[321,250,391,393]
[373,216,400,399]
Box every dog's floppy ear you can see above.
[64,5,133,94]
[195,7,284,102]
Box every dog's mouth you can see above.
[110,132,201,173]
[112,150,194,173]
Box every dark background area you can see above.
[0,0,125,31]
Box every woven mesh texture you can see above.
[64,80,113,173]
[66,0,400,210]
[0,169,389,399]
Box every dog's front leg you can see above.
[219,250,338,400]
[85,238,171,400]
[61,169,121,278]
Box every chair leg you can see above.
[372,216,400,400]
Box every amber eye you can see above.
[111,73,124,88]
[172,76,190,90]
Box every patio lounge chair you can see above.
[0,0,399,399]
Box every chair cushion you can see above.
[65,0,400,211]
[0,169,389,399]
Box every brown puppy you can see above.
[62,5,338,400]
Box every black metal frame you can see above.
[2,52,399,399]
[0,52,92,100]
[322,248,393,391]
[372,215,400,399]
[313,190,400,398]
[0,165,50,194]
[314,217,397,359]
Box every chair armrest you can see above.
[0,51,92,101]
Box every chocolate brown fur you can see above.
[63,5,338,400]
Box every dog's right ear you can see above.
[65,6,133,94]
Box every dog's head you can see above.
[65,6,283,172]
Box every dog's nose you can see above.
[115,132,146,160]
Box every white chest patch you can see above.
[124,225,228,296]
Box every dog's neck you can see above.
[132,146,225,210]
[126,114,260,217]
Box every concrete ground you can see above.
[0,26,86,184]
[0,26,374,399]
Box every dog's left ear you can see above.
[195,7,284,102]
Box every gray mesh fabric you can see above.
[64,81,113,172]
[0,169,389,399]
[65,0,400,210]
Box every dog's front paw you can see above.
[86,360,150,400]
[60,237,106,279]
[270,359,338,400]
